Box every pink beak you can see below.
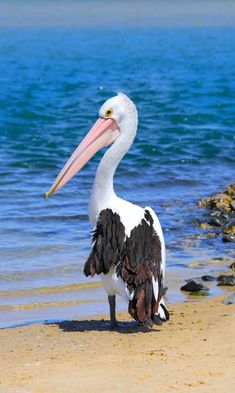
[45,117,119,198]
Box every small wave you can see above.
[0,281,102,299]
[0,298,105,311]
[0,214,88,223]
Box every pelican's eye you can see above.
[105,108,113,118]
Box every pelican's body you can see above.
[89,194,165,302]
[100,204,166,310]
[46,93,169,327]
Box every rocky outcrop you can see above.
[199,184,235,242]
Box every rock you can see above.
[199,223,213,229]
[199,190,233,212]
[208,209,227,227]
[199,185,235,243]
[199,193,229,208]
[223,222,235,236]
[201,275,216,282]
[213,194,231,211]
[181,278,209,292]
[217,274,235,286]
[222,218,235,241]
[223,292,235,305]
[222,234,235,242]
[226,184,235,196]
[216,200,232,213]
[199,197,213,209]
[230,201,235,211]
[230,261,235,269]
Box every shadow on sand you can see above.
[48,319,161,334]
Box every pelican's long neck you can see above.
[94,133,131,195]
[89,114,137,223]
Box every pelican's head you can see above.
[99,92,137,129]
[45,93,137,198]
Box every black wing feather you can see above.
[84,209,125,276]
[120,210,163,325]
[83,208,163,326]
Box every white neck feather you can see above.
[88,112,138,225]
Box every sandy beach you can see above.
[0,294,234,393]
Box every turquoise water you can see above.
[0,25,235,326]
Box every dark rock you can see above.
[217,274,235,286]
[201,275,216,282]
[208,209,227,227]
[230,261,235,269]
[181,278,209,292]
[222,234,235,242]
[223,292,235,305]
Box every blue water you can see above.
[0,25,235,326]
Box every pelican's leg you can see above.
[108,295,118,329]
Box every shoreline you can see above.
[1,257,233,329]
[0,294,234,392]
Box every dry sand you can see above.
[0,295,234,393]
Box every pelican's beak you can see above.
[45,118,119,198]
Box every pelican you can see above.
[46,93,169,328]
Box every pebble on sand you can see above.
[223,292,235,305]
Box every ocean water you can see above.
[0,24,235,327]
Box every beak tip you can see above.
[44,192,50,199]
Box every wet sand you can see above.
[0,295,234,393]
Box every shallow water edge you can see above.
[1,257,233,329]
